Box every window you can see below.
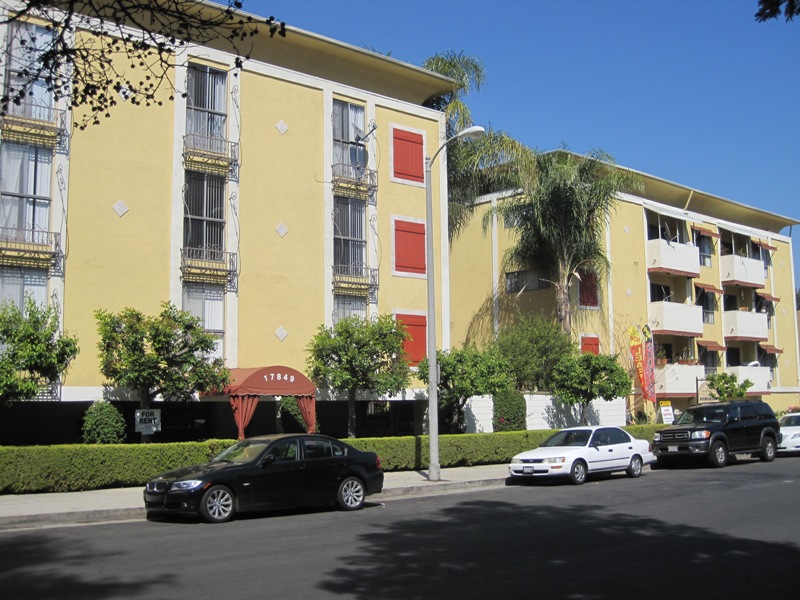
[186,65,227,148]
[505,269,548,293]
[333,196,366,273]
[333,294,367,324]
[580,335,600,355]
[394,219,425,275]
[578,270,598,308]
[0,267,47,309]
[183,282,224,359]
[725,347,740,368]
[0,142,52,243]
[697,234,713,268]
[4,22,53,120]
[392,127,424,183]
[699,347,718,377]
[184,171,225,259]
[396,313,426,366]
[697,290,715,324]
[761,250,771,277]
[303,438,334,460]
[650,283,671,303]
[332,100,367,177]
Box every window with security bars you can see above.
[4,22,54,120]
[0,267,47,310]
[333,196,366,275]
[186,65,227,149]
[0,142,52,244]
[184,171,225,260]
[182,282,224,360]
[332,100,367,177]
[333,294,367,324]
[578,269,598,308]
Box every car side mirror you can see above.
[260,455,276,467]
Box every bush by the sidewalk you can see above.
[82,401,126,444]
[0,426,664,494]
[492,389,527,432]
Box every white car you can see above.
[778,413,800,454]
[508,426,655,485]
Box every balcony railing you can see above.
[647,238,700,277]
[332,162,378,202]
[654,363,706,397]
[182,134,239,178]
[720,254,765,288]
[649,301,704,336]
[725,365,771,394]
[0,226,62,264]
[333,263,379,290]
[181,246,237,283]
[723,309,768,341]
[0,102,67,148]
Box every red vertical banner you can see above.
[641,325,656,403]
[628,326,645,394]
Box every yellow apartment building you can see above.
[451,158,800,419]
[0,5,454,405]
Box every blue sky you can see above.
[251,0,799,284]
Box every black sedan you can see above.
[143,434,384,523]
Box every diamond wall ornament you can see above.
[275,326,288,341]
[276,223,289,238]
[276,120,289,135]
[112,200,129,217]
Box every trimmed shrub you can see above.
[492,389,527,432]
[82,401,126,444]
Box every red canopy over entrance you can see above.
[224,366,317,439]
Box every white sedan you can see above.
[508,426,655,485]
[778,413,800,454]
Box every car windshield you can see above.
[675,406,726,425]
[780,415,800,427]
[212,440,271,463]
[542,429,591,447]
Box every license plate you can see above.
[523,466,533,474]
[668,445,678,452]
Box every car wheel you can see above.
[200,485,235,523]
[760,437,776,462]
[709,441,728,468]
[569,460,587,485]
[337,477,365,511]
[626,455,643,478]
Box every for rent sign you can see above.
[135,409,161,434]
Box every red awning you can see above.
[224,366,317,397]
[759,343,783,354]
[696,340,726,352]
[755,291,780,303]
[694,282,723,295]
[755,239,778,251]
[691,224,721,238]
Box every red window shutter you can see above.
[581,336,600,355]
[396,314,427,366]
[393,129,424,183]
[579,270,598,307]
[395,220,426,274]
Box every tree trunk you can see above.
[556,278,572,336]
[347,388,357,438]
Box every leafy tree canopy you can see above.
[95,301,229,407]
[306,315,410,436]
[418,345,512,433]
[495,313,576,392]
[551,352,632,425]
[705,372,754,402]
[1,1,285,128]
[0,296,79,401]
[755,0,799,21]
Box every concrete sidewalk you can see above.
[0,464,510,530]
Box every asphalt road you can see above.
[1,456,799,600]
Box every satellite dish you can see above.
[353,125,366,142]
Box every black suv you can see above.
[652,400,780,468]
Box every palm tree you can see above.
[423,51,533,241]
[491,149,642,336]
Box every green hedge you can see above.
[0,426,664,494]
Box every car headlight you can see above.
[691,430,711,440]
[653,432,661,442]
[511,458,522,464]
[171,480,204,491]
[542,457,566,464]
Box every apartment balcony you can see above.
[720,254,765,288]
[182,134,239,178]
[332,162,378,203]
[0,226,62,267]
[180,246,237,285]
[647,238,700,277]
[333,263,379,293]
[0,102,67,148]
[725,365,771,394]
[649,301,704,336]
[723,309,768,341]
[655,363,706,398]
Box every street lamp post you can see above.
[425,125,485,481]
